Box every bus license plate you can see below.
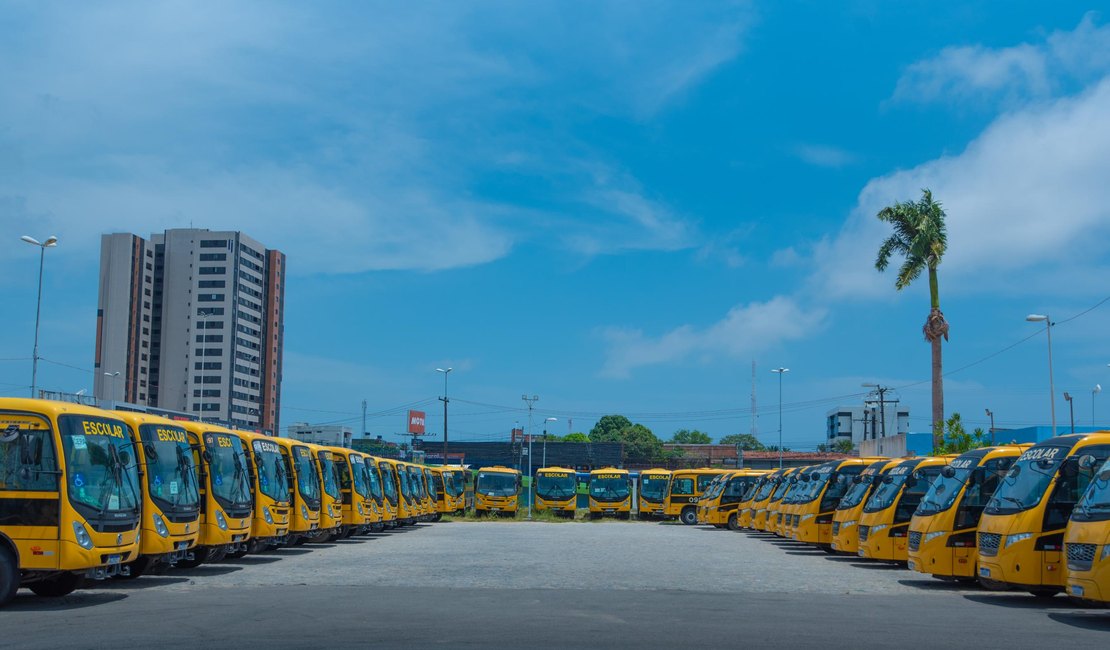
[175,541,189,551]
[979,567,990,578]
[605,509,614,513]
[490,507,500,511]
[1070,585,1084,597]
[107,555,121,565]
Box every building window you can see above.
[198,293,224,302]
[199,280,226,288]
[198,307,225,316]
[195,362,223,370]
[199,253,227,261]
[199,267,226,275]
[196,334,224,343]
[200,239,228,248]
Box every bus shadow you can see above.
[7,591,129,611]
[898,579,979,592]
[271,547,315,556]
[91,576,192,590]
[784,550,828,556]
[224,555,283,565]
[170,564,243,578]
[1047,611,1110,631]
[847,562,905,571]
[962,593,1066,610]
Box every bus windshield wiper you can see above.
[176,446,200,507]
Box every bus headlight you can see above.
[799,514,815,523]
[153,513,170,538]
[1005,532,1033,548]
[1101,545,1110,561]
[72,521,94,550]
[263,506,274,524]
[215,510,229,531]
[840,520,856,530]
[357,502,364,515]
[924,530,947,544]
[870,524,888,535]
[301,504,309,519]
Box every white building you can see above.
[825,404,910,448]
[286,423,354,448]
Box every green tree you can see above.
[933,412,988,455]
[817,439,855,454]
[719,434,766,451]
[589,415,633,441]
[563,432,589,443]
[670,429,712,444]
[875,188,949,449]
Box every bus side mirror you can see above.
[1,424,21,443]
[18,433,42,466]
[852,476,863,484]
[1077,454,1099,470]
[202,450,213,464]
[881,476,894,484]
[144,443,159,461]
[1061,459,1079,478]
[967,469,981,487]
[1099,468,1110,482]
[940,466,956,479]
[904,476,918,489]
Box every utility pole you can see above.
[437,368,453,466]
[985,408,995,445]
[750,359,757,439]
[862,384,895,440]
[361,399,367,439]
[522,394,538,519]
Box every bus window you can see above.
[0,427,58,491]
[672,477,694,495]
[953,457,1012,530]
[697,475,718,492]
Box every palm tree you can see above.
[874,189,949,448]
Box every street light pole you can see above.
[522,394,538,519]
[103,372,121,403]
[985,408,995,445]
[436,368,452,466]
[771,368,788,468]
[543,417,557,468]
[21,235,58,398]
[1027,314,1056,436]
[1064,392,1075,434]
[862,383,891,440]
[1094,384,1103,427]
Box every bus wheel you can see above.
[978,577,1010,591]
[679,507,697,526]
[225,547,249,560]
[28,572,84,598]
[0,547,18,607]
[727,515,739,531]
[1027,588,1059,599]
[175,549,207,569]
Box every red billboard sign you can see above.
[407,410,426,435]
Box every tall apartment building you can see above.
[825,404,910,447]
[95,229,286,434]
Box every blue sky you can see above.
[3,1,1110,449]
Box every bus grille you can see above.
[832,521,840,536]
[978,533,1001,557]
[858,525,870,543]
[1066,543,1097,572]
[793,514,800,527]
[908,531,922,552]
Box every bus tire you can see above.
[727,515,739,531]
[28,572,83,598]
[679,507,697,526]
[175,548,207,569]
[0,546,19,607]
[116,556,151,580]
[225,547,249,560]
[1027,588,1059,599]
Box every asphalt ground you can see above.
[4,520,1109,648]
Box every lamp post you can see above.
[522,394,538,519]
[1095,384,1103,427]
[103,371,121,403]
[21,235,58,398]
[436,368,452,466]
[1064,392,1075,434]
[543,417,557,468]
[985,408,995,445]
[862,383,891,440]
[1026,314,1055,436]
[771,368,789,468]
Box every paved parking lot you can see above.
[5,521,1109,648]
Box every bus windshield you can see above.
[640,476,669,502]
[985,447,1068,515]
[317,451,341,500]
[59,415,142,519]
[837,474,877,510]
[770,476,793,501]
[293,446,321,507]
[362,460,383,502]
[477,472,518,497]
[703,477,726,500]
[252,438,290,503]
[590,476,629,502]
[378,463,398,504]
[137,424,200,514]
[753,477,778,502]
[397,467,414,502]
[446,470,466,497]
[917,464,974,516]
[409,467,427,500]
[536,472,576,500]
[206,433,252,511]
[425,470,440,501]
[1075,459,1110,522]
[795,466,836,505]
[863,471,913,513]
[349,455,370,499]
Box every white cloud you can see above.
[794,144,858,168]
[0,2,750,275]
[891,12,1110,106]
[814,75,1110,299]
[599,297,826,378]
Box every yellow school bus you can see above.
[746,469,788,531]
[357,453,386,530]
[906,445,1028,581]
[425,466,448,521]
[764,467,800,534]
[393,460,420,524]
[831,459,898,554]
[637,469,671,520]
[113,411,201,577]
[589,468,632,519]
[701,470,768,530]
[737,474,772,529]
[271,436,321,544]
[474,466,521,516]
[305,444,343,541]
[534,466,577,518]
[176,422,253,565]
[330,447,374,537]
[441,466,468,515]
[0,399,142,605]
[665,468,724,525]
[978,433,1110,597]
[1066,456,1110,603]
[857,456,954,563]
[776,466,814,538]
[240,431,292,552]
[407,464,433,521]
[376,458,402,528]
[793,458,885,550]
[696,473,728,525]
